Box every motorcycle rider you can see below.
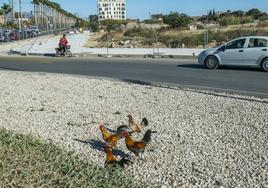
[58,34,68,53]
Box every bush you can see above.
[219,16,241,26]
[163,12,191,29]
[88,21,99,32]
[169,40,181,48]
[100,19,127,31]
[124,27,151,38]
[259,15,268,21]
[143,19,163,24]
[240,16,253,24]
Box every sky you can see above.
[1,0,268,20]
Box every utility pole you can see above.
[17,0,22,30]
[8,0,13,16]
[11,0,15,21]
[206,10,209,48]
[204,10,209,49]
[19,0,22,29]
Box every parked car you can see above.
[0,32,5,42]
[3,30,12,42]
[198,36,268,71]
[68,29,80,35]
[29,26,40,36]
[69,29,75,35]
[3,30,12,36]
[9,30,20,40]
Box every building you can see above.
[97,0,126,21]
[151,13,163,20]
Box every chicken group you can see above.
[99,114,157,168]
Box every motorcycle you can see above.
[55,45,72,57]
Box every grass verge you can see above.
[0,129,147,188]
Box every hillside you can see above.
[85,21,268,48]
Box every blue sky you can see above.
[1,0,268,19]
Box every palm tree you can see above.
[32,0,78,30]
[1,3,12,26]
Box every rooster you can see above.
[127,115,148,133]
[104,144,133,168]
[99,124,130,147]
[122,129,157,156]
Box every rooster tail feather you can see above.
[142,129,157,145]
[141,117,149,127]
[117,125,129,135]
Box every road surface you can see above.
[0,56,267,98]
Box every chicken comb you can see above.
[104,144,111,149]
[122,131,129,137]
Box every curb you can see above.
[76,53,198,59]
[8,50,198,59]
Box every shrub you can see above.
[124,27,151,38]
[219,16,241,26]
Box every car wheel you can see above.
[261,58,268,72]
[205,56,219,69]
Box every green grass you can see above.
[0,129,147,188]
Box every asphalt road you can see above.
[0,56,268,98]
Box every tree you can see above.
[163,12,191,29]
[232,10,244,17]
[32,0,79,30]
[88,20,99,32]
[1,3,12,26]
[246,8,262,19]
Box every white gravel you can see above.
[0,70,267,187]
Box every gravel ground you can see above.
[0,70,267,187]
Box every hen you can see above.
[127,115,148,133]
[104,144,133,168]
[122,129,157,156]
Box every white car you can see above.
[198,36,268,71]
[69,30,75,35]
[69,29,80,35]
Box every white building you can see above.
[98,0,126,21]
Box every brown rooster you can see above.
[104,144,133,168]
[122,129,157,156]
[99,124,129,147]
[127,115,148,133]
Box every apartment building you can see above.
[98,0,126,21]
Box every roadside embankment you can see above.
[0,70,267,187]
